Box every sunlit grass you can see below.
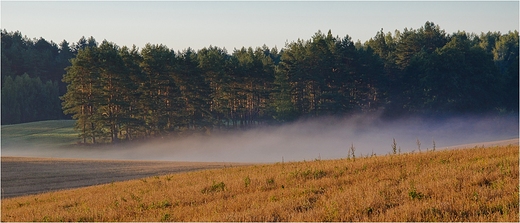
[2,144,518,221]
[1,120,78,148]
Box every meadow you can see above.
[2,144,518,222]
[1,120,77,148]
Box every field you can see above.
[1,120,518,221]
[1,120,248,199]
[1,157,245,198]
[1,120,77,148]
[2,144,518,222]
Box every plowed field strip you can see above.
[1,157,247,198]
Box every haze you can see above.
[2,114,518,163]
[2,1,518,51]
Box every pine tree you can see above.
[269,69,297,122]
[95,40,130,143]
[139,44,181,136]
[174,48,213,131]
[119,45,146,140]
[61,45,102,144]
[197,46,232,129]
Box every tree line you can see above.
[1,73,61,123]
[1,30,96,124]
[364,22,518,114]
[1,22,518,143]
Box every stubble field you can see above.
[1,143,518,222]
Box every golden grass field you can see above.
[1,144,518,222]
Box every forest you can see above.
[1,22,518,144]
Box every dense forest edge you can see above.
[1,21,518,144]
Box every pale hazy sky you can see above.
[1,1,519,51]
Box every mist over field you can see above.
[2,114,518,163]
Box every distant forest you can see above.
[1,22,518,144]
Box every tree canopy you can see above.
[2,22,518,143]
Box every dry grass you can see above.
[2,144,518,222]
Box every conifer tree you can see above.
[61,45,102,143]
[96,41,130,142]
[119,45,146,140]
[140,44,181,136]
[174,48,213,131]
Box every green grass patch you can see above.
[1,120,78,148]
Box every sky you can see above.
[1,1,519,52]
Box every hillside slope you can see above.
[1,120,77,148]
[2,144,518,222]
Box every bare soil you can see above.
[1,157,247,198]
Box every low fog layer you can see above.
[2,114,518,163]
